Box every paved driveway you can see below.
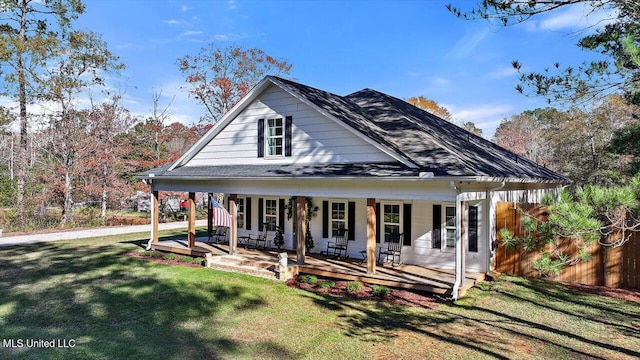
[0,219,208,247]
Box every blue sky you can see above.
[76,0,612,138]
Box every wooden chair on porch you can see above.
[255,230,274,250]
[325,227,348,258]
[378,232,403,266]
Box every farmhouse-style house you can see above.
[138,76,566,299]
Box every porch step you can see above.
[205,254,280,280]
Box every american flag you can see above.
[209,195,232,228]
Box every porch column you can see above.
[229,194,238,255]
[453,196,467,300]
[366,198,377,275]
[296,196,307,265]
[207,192,213,240]
[485,191,493,272]
[151,190,159,244]
[188,192,196,248]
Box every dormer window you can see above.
[257,116,292,158]
[266,118,284,156]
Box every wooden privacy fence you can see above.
[495,202,640,290]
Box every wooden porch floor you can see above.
[150,238,485,296]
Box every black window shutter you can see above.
[348,201,356,241]
[433,205,442,248]
[257,119,265,158]
[279,199,285,233]
[285,116,292,157]
[258,198,264,231]
[245,197,252,230]
[469,206,478,252]
[322,201,329,238]
[375,202,380,243]
[226,196,230,211]
[403,203,412,246]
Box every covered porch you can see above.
[146,184,497,299]
[150,238,485,296]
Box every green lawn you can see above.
[0,231,638,360]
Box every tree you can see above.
[493,108,556,167]
[177,44,292,123]
[499,178,640,277]
[406,95,452,120]
[448,1,640,106]
[461,121,483,137]
[545,96,637,185]
[609,122,640,175]
[42,29,122,225]
[0,0,85,221]
[85,98,135,221]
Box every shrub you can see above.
[179,256,193,263]
[163,253,177,261]
[139,250,151,257]
[371,285,392,297]
[150,251,164,259]
[192,257,204,265]
[346,281,363,293]
[299,275,318,285]
[318,280,335,289]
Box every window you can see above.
[237,198,245,229]
[266,118,283,156]
[264,199,278,231]
[445,206,456,248]
[331,202,346,236]
[383,204,401,242]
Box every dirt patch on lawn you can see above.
[286,277,444,309]
[123,250,205,268]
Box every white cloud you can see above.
[525,3,618,32]
[163,19,180,25]
[228,0,237,10]
[181,5,189,12]
[181,30,203,37]
[450,104,513,137]
[488,66,517,78]
[433,77,450,86]
[447,27,491,60]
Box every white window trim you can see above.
[330,201,347,237]
[438,203,456,252]
[263,198,279,231]
[265,117,284,158]
[236,197,245,230]
[380,201,403,243]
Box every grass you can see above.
[0,231,639,359]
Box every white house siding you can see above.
[185,84,395,166]
[404,199,486,272]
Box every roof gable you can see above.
[170,77,410,170]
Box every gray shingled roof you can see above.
[273,76,565,181]
[139,76,566,182]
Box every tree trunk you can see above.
[101,164,108,223]
[60,168,74,226]
[9,134,14,181]
[16,4,28,221]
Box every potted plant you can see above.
[305,227,314,252]
[273,226,284,249]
